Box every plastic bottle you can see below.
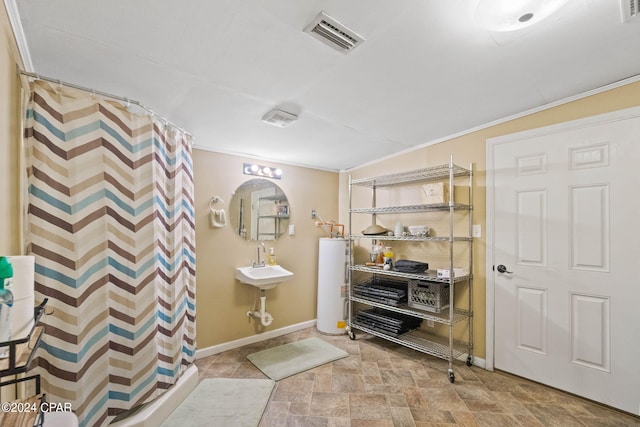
[376,242,384,264]
[0,257,14,358]
[268,248,277,266]
[383,247,394,270]
[370,243,377,263]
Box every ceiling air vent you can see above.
[262,109,298,128]
[621,0,640,22]
[303,11,365,54]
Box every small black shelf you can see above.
[0,299,48,426]
[0,299,47,378]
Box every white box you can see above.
[436,267,470,278]
[407,225,429,236]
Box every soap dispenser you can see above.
[268,248,276,266]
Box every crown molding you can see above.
[4,0,33,71]
[342,73,640,173]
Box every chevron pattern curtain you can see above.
[24,81,196,427]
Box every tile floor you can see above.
[195,327,640,426]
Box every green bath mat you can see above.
[160,378,275,427]
[247,337,349,381]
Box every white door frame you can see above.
[485,105,640,372]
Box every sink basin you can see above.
[235,265,294,290]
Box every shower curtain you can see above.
[23,80,196,427]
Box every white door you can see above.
[490,108,640,415]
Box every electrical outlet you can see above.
[472,224,481,238]
[427,320,435,328]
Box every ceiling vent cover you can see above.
[262,109,298,128]
[621,0,640,21]
[303,11,366,54]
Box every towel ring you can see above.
[209,196,225,210]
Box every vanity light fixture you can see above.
[243,163,283,180]
[473,0,570,32]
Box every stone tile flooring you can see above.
[195,327,640,426]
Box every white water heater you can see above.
[317,238,348,335]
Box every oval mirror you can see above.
[230,179,290,241]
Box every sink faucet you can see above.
[253,242,266,267]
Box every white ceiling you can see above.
[14,0,640,171]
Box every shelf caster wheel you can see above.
[448,371,455,383]
[466,356,473,367]
[348,330,356,340]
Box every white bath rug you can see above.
[160,378,275,427]
[247,336,349,381]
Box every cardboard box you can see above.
[422,182,448,204]
[421,184,468,205]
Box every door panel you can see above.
[491,110,640,415]
[570,184,609,271]
[517,190,546,265]
[570,293,610,371]
[517,286,547,354]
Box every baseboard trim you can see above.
[195,319,488,372]
[470,356,487,370]
[195,319,317,359]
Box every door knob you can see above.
[496,264,513,274]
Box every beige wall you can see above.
[193,149,339,348]
[0,4,24,254]
[340,80,640,360]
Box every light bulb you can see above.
[474,0,569,32]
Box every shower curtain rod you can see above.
[18,67,193,139]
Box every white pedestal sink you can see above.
[235,264,294,290]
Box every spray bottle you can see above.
[0,256,14,358]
